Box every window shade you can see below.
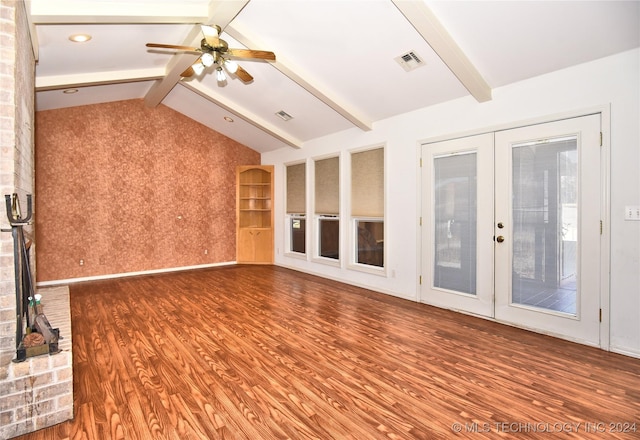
[315,156,339,215]
[286,163,305,214]
[351,148,384,217]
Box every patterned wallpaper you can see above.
[35,99,260,282]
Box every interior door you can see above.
[420,133,495,318]
[494,114,601,346]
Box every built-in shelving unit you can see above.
[236,165,274,264]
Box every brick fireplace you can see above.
[0,1,73,438]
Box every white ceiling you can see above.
[30,0,640,154]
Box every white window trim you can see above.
[284,160,308,260]
[348,217,386,275]
[312,214,341,266]
[284,213,307,259]
[347,144,387,276]
[311,153,342,267]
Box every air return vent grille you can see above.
[275,110,293,121]
[394,51,425,72]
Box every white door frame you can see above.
[417,107,611,350]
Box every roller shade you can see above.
[351,148,384,217]
[315,156,339,215]
[286,163,305,214]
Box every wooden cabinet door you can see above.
[237,228,255,263]
[252,229,273,263]
[237,229,273,264]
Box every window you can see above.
[290,216,306,254]
[355,219,384,267]
[286,162,306,254]
[315,156,340,260]
[351,147,384,268]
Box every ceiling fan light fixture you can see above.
[224,59,238,74]
[216,67,226,82]
[191,62,205,76]
[201,52,215,67]
[146,23,274,84]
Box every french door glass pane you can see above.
[433,153,477,294]
[511,137,577,315]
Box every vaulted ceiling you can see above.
[29,0,640,153]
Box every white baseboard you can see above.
[36,261,237,287]
[610,345,640,360]
[276,262,416,302]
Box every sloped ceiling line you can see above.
[180,81,303,149]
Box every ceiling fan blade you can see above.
[235,65,254,83]
[146,43,201,53]
[201,24,221,48]
[227,48,276,61]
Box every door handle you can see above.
[496,235,505,243]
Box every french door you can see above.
[421,133,495,318]
[421,114,602,346]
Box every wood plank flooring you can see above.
[14,265,640,439]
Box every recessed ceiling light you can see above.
[69,34,92,43]
[224,116,234,122]
[63,89,78,94]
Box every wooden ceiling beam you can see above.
[224,25,373,132]
[392,0,492,103]
[35,69,165,91]
[27,0,209,24]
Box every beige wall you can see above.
[35,99,260,282]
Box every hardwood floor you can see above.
[15,265,640,439]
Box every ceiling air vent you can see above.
[394,51,425,72]
[275,110,293,121]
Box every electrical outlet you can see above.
[79,259,84,266]
[624,205,640,221]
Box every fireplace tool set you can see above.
[3,194,60,361]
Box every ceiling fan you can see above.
[146,24,276,83]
